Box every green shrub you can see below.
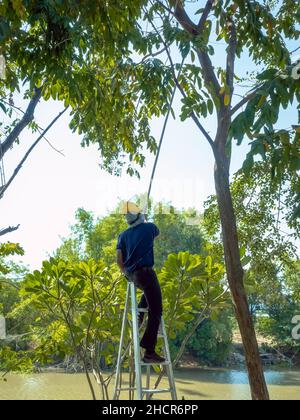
[171,311,233,366]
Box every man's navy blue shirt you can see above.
[117,222,160,273]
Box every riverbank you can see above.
[226,330,299,368]
[1,368,300,400]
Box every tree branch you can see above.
[146,10,215,149]
[170,0,200,35]
[169,0,221,97]
[138,44,172,64]
[0,97,65,157]
[0,107,68,200]
[226,19,237,102]
[156,0,175,16]
[290,45,300,55]
[231,85,263,116]
[0,225,20,237]
[198,0,214,31]
[1,87,42,156]
[197,50,221,98]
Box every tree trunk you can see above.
[168,0,269,398]
[213,147,270,400]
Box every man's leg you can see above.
[132,268,164,362]
[138,293,148,326]
[139,269,162,354]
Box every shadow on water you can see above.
[178,388,210,398]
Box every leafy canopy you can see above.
[1,1,299,181]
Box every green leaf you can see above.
[241,256,251,267]
[242,154,254,176]
[191,50,195,63]
[207,99,214,115]
[290,156,300,171]
[230,113,247,145]
[257,68,277,81]
[0,102,6,113]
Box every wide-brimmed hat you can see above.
[121,201,144,226]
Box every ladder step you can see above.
[140,361,171,366]
[137,308,148,313]
[116,387,136,391]
[116,387,172,394]
[142,388,172,394]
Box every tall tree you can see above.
[66,1,299,399]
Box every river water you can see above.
[1,368,300,400]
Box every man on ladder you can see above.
[116,201,165,364]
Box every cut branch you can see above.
[1,87,42,156]
[0,224,20,237]
[0,107,68,200]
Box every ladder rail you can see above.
[130,281,142,400]
[146,365,151,400]
[161,317,177,400]
[113,282,130,400]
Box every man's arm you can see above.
[116,249,126,274]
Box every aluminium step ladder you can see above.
[113,281,177,400]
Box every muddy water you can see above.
[1,368,300,400]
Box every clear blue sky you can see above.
[1,6,299,270]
